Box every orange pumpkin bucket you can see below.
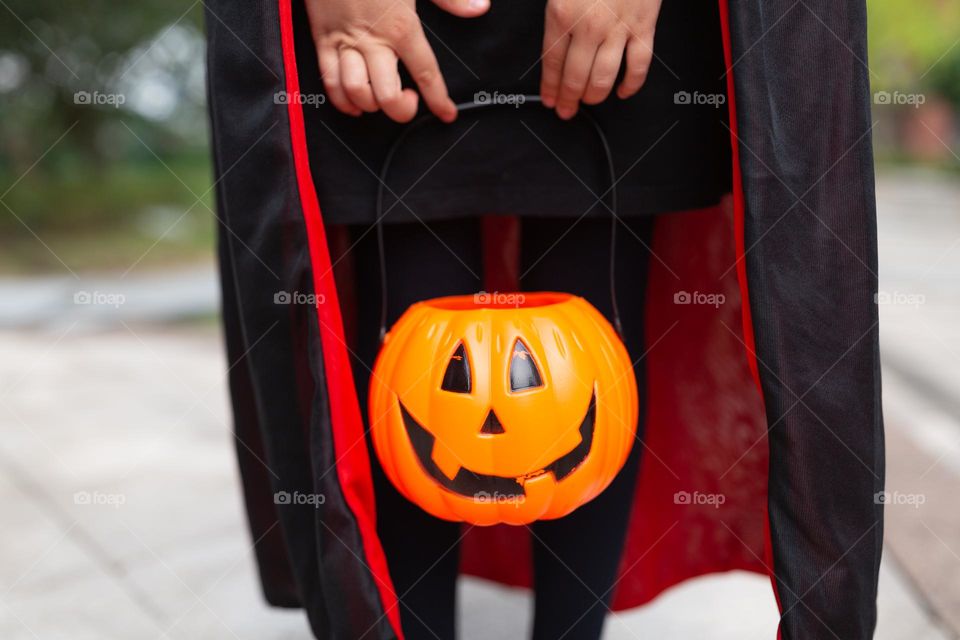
[369,291,638,525]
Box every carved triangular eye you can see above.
[509,339,543,392]
[441,342,471,393]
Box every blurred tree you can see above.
[0,1,210,247]
[0,1,206,172]
[928,49,960,110]
[868,0,960,106]
[867,0,960,167]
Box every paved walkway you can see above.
[0,326,950,639]
[875,170,960,637]
[0,170,958,639]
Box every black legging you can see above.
[350,215,652,640]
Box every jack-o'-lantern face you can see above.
[369,292,638,525]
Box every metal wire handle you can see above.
[375,95,622,341]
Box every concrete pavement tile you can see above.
[119,532,311,640]
[883,368,960,637]
[0,329,245,563]
[877,560,952,640]
[0,470,92,595]
[877,170,960,413]
[1,569,167,640]
[460,577,532,639]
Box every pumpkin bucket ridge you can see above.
[420,291,575,311]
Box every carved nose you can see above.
[479,410,506,435]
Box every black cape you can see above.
[205,1,884,638]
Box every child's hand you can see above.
[540,0,662,119]
[306,0,490,123]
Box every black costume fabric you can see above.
[204,1,884,638]
[295,0,731,223]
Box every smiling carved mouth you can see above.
[399,392,596,499]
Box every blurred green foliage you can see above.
[1,1,210,271]
[0,1,206,166]
[868,0,960,105]
[867,0,960,171]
